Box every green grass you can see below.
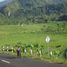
[0,24,67,47]
[0,23,67,63]
[0,24,45,45]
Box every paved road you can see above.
[0,61,14,67]
[0,54,67,67]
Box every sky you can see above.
[0,0,5,2]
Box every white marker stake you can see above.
[3,46,5,51]
[7,47,8,51]
[50,51,53,56]
[45,36,50,55]
[30,49,33,55]
[11,47,13,53]
[24,49,27,54]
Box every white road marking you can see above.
[1,60,10,64]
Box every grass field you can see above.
[0,23,67,63]
[0,24,67,47]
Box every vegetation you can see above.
[0,0,67,24]
[0,0,67,64]
[0,23,67,63]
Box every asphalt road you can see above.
[0,54,67,67]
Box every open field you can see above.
[0,23,67,63]
[0,23,67,47]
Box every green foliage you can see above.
[0,0,67,24]
[0,24,67,63]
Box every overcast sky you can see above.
[0,0,5,2]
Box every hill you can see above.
[0,0,67,24]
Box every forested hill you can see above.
[0,0,67,24]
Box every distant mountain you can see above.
[0,0,67,24]
[0,0,12,8]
